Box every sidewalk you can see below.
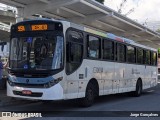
[0,89,37,107]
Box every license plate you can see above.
[22,90,32,95]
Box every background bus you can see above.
[7,19,157,107]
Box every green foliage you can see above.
[95,0,104,4]
[158,48,160,54]
[156,29,160,33]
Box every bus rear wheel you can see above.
[133,80,142,97]
[79,83,95,107]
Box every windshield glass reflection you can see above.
[10,36,63,70]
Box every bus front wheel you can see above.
[79,82,95,107]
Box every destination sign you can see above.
[18,25,25,32]
[17,24,48,32]
[31,24,48,31]
[13,21,63,33]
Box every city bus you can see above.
[7,19,157,107]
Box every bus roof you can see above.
[13,19,157,52]
[69,21,157,52]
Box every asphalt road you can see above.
[0,83,160,120]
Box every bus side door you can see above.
[66,30,84,99]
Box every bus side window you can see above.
[87,35,100,59]
[117,43,126,62]
[66,30,83,75]
[127,45,136,63]
[137,48,143,64]
[144,50,151,65]
[151,52,157,66]
[115,43,118,61]
[102,39,114,60]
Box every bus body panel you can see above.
[144,66,152,89]
[8,19,158,101]
[124,64,138,92]
[152,66,158,87]
[102,61,115,95]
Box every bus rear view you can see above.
[8,20,64,100]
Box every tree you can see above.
[118,0,135,16]
[117,0,142,16]
[95,0,104,4]
[157,29,160,33]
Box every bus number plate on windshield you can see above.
[22,90,32,95]
[31,24,48,31]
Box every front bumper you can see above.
[7,82,64,100]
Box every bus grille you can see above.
[10,72,50,78]
[13,83,45,88]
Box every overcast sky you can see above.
[104,0,160,23]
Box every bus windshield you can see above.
[10,35,63,70]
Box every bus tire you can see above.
[79,82,95,107]
[133,79,142,97]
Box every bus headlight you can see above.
[44,77,63,88]
[8,80,15,86]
